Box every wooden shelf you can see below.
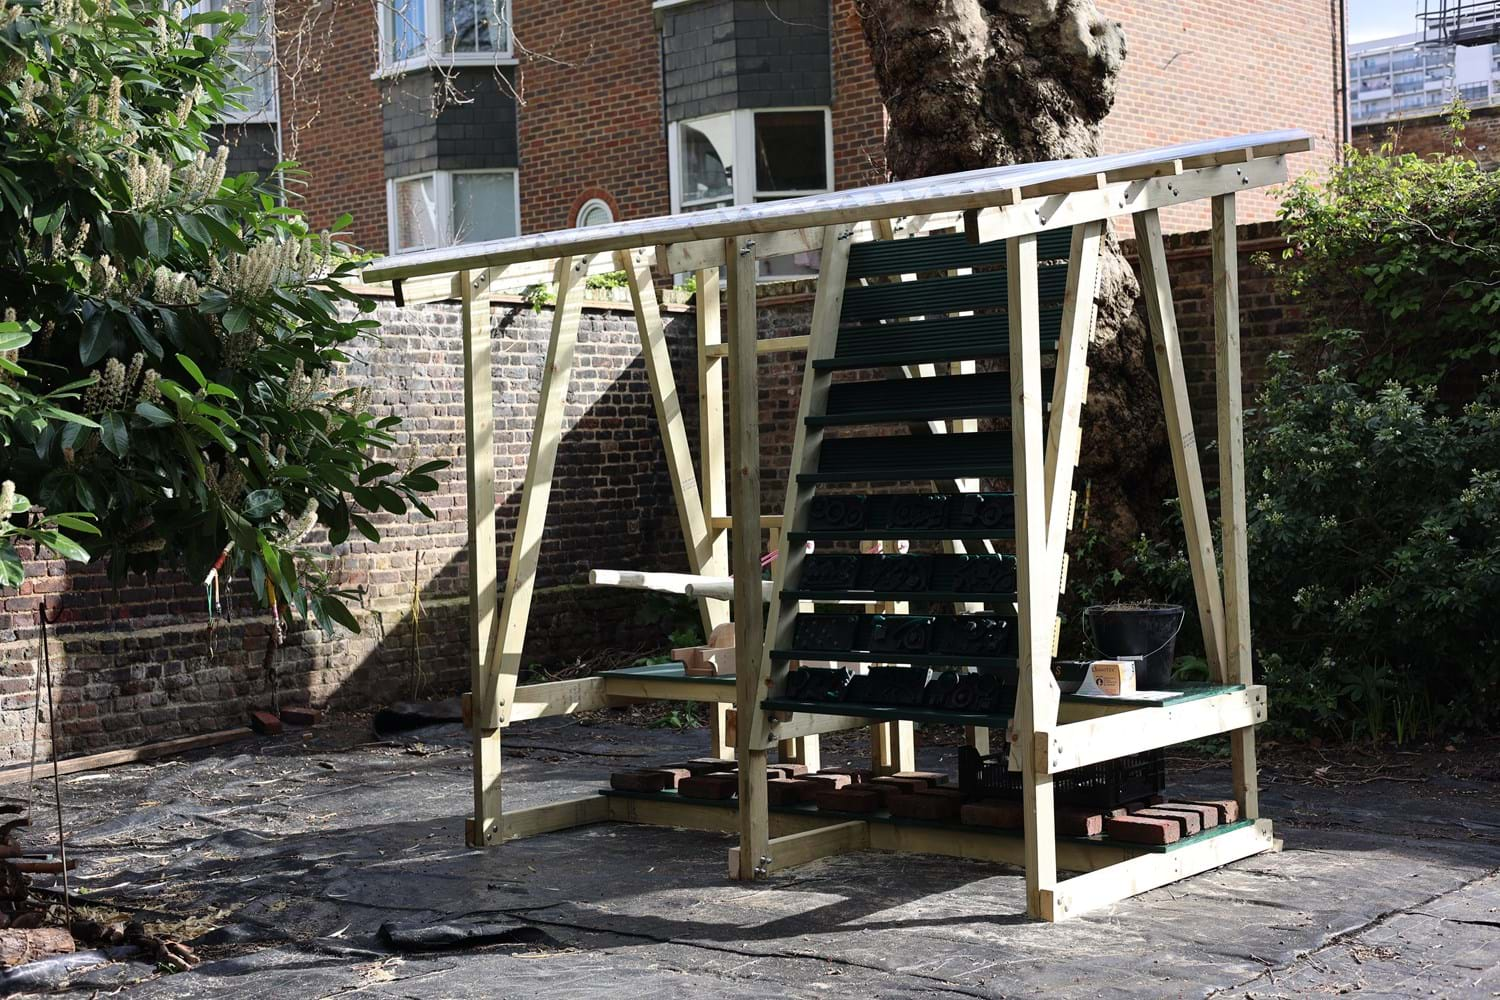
[770,649,1018,670]
[782,590,1018,605]
[763,696,1013,729]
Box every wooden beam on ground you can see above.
[1040,686,1267,774]
[1040,819,1276,921]
[727,234,771,881]
[506,677,610,724]
[1213,194,1261,821]
[0,728,252,786]
[1008,231,1062,920]
[1133,210,1229,678]
[727,820,869,877]
[619,248,726,637]
[459,267,503,847]
[501,795,611,843]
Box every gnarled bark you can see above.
[857,0,1172,555]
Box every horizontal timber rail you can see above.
[363,131,1308,284]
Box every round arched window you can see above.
[576,198,614,227]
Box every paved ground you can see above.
[6,715,1499,998]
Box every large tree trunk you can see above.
[857,0,1172,558]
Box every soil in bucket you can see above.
[1082,603,1184,689]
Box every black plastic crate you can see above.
[957,745,1166,810]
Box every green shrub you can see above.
[1245,357,1500,739]
[1269,103,1500,386]
[0,0,440,629]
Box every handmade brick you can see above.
[678,772,738,800]
[799,773,852,790]
[1134,807,1202,838]
[1155,802,1220,830]
[891,771,948,788]
[767,777,817,805]
[249,711,282,736]
[1182,798,1241,824]
[610,769,671,793]
[814,787,881,814]
[1055,809,1105,838]
[1105,814,1180,846]
[960,800,1024,829]
[648,767,692,790]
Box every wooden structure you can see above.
[362,129,1307,921]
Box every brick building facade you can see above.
[233,0,1346,255]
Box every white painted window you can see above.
[575,198,615,227]
[198,0,278,124]
[378,0,513,75]
[388,169,519,252]
[668,107,832,276]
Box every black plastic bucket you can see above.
[1081,604,1184,688]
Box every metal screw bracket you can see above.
[739,240,757,256]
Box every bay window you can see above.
[379,0,512,74]
[389,169,518,253]
[669,108,832,275]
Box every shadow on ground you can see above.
[16,717,1500,998]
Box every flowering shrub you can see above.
[0,0,440,631]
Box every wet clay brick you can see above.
[868,776,926,808]
[1055,809,1104,837]
[888,789,962,821]
[960,800,1024,829]
[891,771,948,788]
[771,762,809,777]
[648,767,692,790]
[678,772,738,800]
[767,778,818,805]
[819,767,873,783]
[682,758,737,775]
[1182,798,1240,824]
[1105,814,1180,845]
[800,773,853,790]
[815,787,882,814]
[1156,803,1220,830]
[610,770,670,793]
[1133,807,1201,837]
[250,710,282,736]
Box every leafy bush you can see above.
[1245,357,1500,739]
[1269,103,1500,386]
[0,0,440,629]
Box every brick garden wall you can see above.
[1,221,1307,765]
[1352,102,1500,169]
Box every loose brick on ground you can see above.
[1105,814,1180,845]
[280,707,321,727]
[250,711,282,736]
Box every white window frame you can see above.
[667,107,834,215]
[386,168,521,253]
[575,197,615,227]
[375,0,515,78]
[194,0,279,125]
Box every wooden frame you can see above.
[364,130,1307,921]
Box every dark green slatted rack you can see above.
[801,432,1013,484]
[839,266,1069,324]
[844,228,1075,280]
[769,649,1019,671]
[787,528,1016,543]
[811,372,1050,427]
[813,310,1065,371]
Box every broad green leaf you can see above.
[99,411,128,457]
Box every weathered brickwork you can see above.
[1353,102,1500,169]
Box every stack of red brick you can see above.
[610,760,1238,846]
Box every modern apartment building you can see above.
[212,0,1346,257]
[1349,32,1500,125]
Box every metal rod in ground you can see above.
[38,606,70,920]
